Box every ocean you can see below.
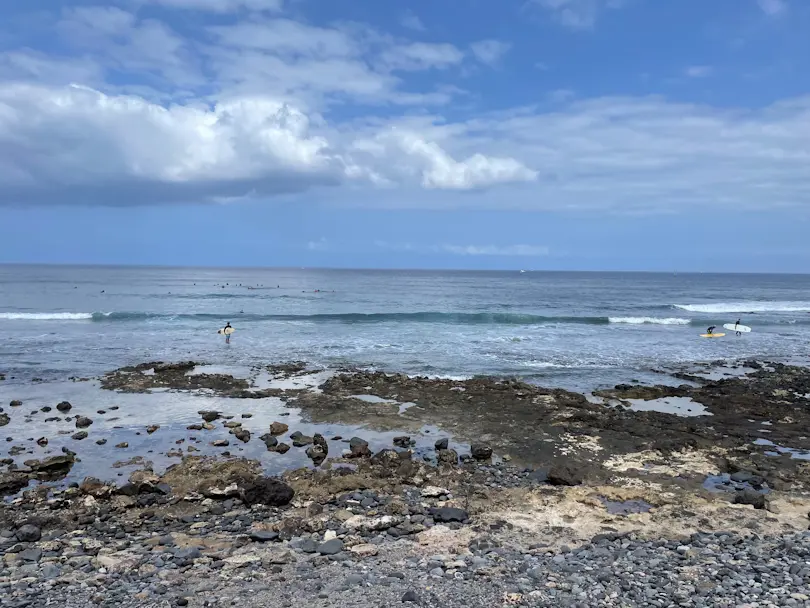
[2,265,809,392]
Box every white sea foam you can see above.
[609,317,691,325]
[0,312,94,320]
[674,302,810,313]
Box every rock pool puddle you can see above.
[0,378,459,492]
[599,497,653,515]
[754,438,810,460]
[588,394,711,417]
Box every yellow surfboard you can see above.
[700,333,725,338]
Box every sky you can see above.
[0,0,808,271]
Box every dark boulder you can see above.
[430,507,469,523]
[547,463,585,486]
[75,416,93,429]
[348,437,371,458]
[259,434,278,449]
[734,489,766,510]
[56,401,72,413]
[434,438,449,451]
[240,478,294,506]
[471,443,493,460]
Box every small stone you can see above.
[734,489,766,510]
[272,442,291,454]
[10,400,22,407]
[199,410,220,422]
[115,442,129,448]
[349,437,372,458]
[434,438,449,451]
[270,421,289,435]
[234,429,251,443]
[437,449,459,464]
[402,590,419,603]
[71,431,88,440]
[250,530,280,542]
[393,436,412,448]
[349,544,379,557]
[15,525,41,542]
[75,416,93,428]
[36,437,48,447]
[317,539,344,555]
[260,433,278,448]
[212,439,229,447]
[471,443,493,460]
[146,425,160,434]
[96,439,107,445]
[431,507,469,523]
[56,401,72,412]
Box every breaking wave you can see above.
[674,302,810,313]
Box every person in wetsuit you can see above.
[706,325,716,335]
[734,318,742,336]
[222,322,232,344]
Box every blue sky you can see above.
[0,0,808,271]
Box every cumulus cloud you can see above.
[400,11,426,32]
[379,43,465,72]
[470,40,512,66]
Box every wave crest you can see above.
[608,317,691,325]
[674,302,810,313]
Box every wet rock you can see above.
[15,524,41,542]
[547,463,585,486]
[314,433,328,452]
[224,421,242,429]
[735,489,766,509]
[0,413,8,427]
[199,411,220,423]
[240,477,294,506]
[212,439,230,447]
[349,437,371,458]
[0,472,29,495]
[187,424,204,431]
[80,477,113,498]
[306,445,327,466]
[471,443,493,460]
[115,442,129,448]
[96,439,107,445]
[234,429,251,443]
[75,416,93,429]
[146,425,160,434]
[394,436,412,448]
[270,422,289,436]
[434,438,449,451]
[291,432,314,447]
[71,431,88,441]
[437,449,459,465]
[56,401,72,413]
[27,454,75,474]
[9,400,22,407]
[36,437,48,447]
[41,406,52,412]
[430,507,469,523]
[259,433,278,449]
[271,443,291,454]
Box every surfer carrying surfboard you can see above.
[223,322,232,344]
[734,319,742,336]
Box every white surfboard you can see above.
[217,327,235,335]
[723,324,751,333]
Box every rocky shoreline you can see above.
[3,360,810,606]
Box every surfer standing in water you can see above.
[223,322,232,344]
[734,319,742,336]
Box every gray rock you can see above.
[250,531,280,542]
[431,507,469,523]
[41,563,62,579]
[317,539,344,555]
[301,539,318,553]
[402,590,419,603]
[56,401,72,413]
[19,548,42,562]
[471,443,493,460]
[71,431,88,440]
[75,416,93,428]
[735,489,766,509]
[434,438,449,451]
[15,525,41,542]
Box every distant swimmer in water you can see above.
[707,325,716,335]
[222,321,232,344]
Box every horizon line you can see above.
[0,261,808,277]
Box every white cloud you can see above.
[757,0,787,16]
[209,19,358,58]
[442,244,550,256]
[470,40,512,66]
[685,65,713,78]
[379,43,465,72]
[533,0,626,30]
[400,11,426,32]
[133,0,284,12]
